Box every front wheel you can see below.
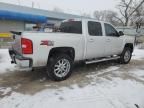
[119,47,132,64]
[47,54,73,81]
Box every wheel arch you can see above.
[124,43,134,52]
[48,47,75,62]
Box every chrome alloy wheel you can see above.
[54,59,71,78]
[124,50,131,62]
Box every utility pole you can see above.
[32,1,34,8]
[18,0,21,5]
[37,3,40,9]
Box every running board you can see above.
[85,56,120,64]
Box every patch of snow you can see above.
[86,66,119,78]
[129,69,144,81]
[0,49,16,74]
[0,87,12,96]
[132,48,144,60]
[98,78,144,108]
[98,66,119,74]
[137,43,144,49]
[130,69,144,77]
[13,84,21,90]
[39,77,47,82]
[0,78,144,108]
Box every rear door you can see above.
[104,23,123,56]
[86,21,105,59]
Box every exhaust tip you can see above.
[11,61,15,64]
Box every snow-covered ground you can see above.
[0,48,144,108]
[0,49,16,74]
[133,48,144,60]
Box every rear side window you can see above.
[88,21,102,36]
[60,21,82,34]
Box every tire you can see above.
[119,47,132,64]
[47,54,73,81]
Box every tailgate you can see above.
[11,31,22,54]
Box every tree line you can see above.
[52,0,144,27]
[93,0,144,26]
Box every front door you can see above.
[104,23,123,56]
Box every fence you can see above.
[116,27,144,36]
[0,38,12,48]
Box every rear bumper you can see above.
[9,49,33,69]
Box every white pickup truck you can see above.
[9,18,135,81]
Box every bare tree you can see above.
[93,10,122,26]
[117,0,144,26]
[133,4,144,24]
[93,11,102,20]
[81,13,91,18]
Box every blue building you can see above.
[0,2,80,35]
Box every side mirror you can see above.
[119,31,124,36]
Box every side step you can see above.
[85,56,120,64]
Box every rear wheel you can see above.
[47,54,73,81]
[119,47,132,64]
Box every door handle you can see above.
[106,39,110,42]
[89,38,94,42]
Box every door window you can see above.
[88,21,102,36]
[104,23,119,37]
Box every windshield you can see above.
[59,21,82,34]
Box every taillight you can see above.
[21,38,33,54]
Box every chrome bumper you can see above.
[9,49,33,68]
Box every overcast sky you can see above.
[0,0,119,15]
